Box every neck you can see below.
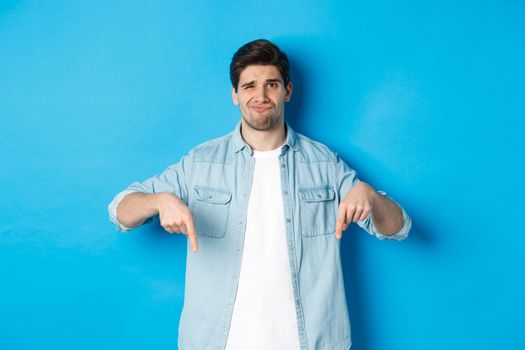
[240,119,286,151]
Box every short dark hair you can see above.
[230,39,290,92]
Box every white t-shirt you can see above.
[225,146,300,350]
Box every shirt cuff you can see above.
[359,190,412,241]
[108,189,139,232]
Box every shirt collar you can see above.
[231,120,299,154]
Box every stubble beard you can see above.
[241,108,283,132]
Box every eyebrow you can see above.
[240,81,255,88]
[240,78,282,88]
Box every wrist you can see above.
[152,192,170,212]
[370,188,383,208]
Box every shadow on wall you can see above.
[341,213,434,350]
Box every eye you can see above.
[243,85,254,90]
[267,82,278,88]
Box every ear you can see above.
[284,82,293,102]
[232,86,239,105]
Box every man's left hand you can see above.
[336,181,378,239]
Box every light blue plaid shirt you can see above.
[108,121,411,350]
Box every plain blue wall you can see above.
[1,1,524,349]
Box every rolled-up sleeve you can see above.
[108,189,139,232]
[357,191,412,240]
[108,154,192,232]
[334,153,411,241]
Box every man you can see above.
[108,39,411,350]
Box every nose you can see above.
[254,85,269,103]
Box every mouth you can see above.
[250,105,272,113]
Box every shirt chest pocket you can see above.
[298,185,336,237]
[191,185,232,239]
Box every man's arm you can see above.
[117,192,199,252]
[108,153,198,251]
[334,153,411,240]
[117,192,163,229]
[368,189,405,235]
[336,182,404,238]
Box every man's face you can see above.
[232,65,292,131]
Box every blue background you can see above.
[1,1,524,349]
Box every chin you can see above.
[244,114,280,131]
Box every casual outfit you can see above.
[108,121,411,350]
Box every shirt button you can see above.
[281,164,286,168]
[289,244,294,250]
[283,191,288,195]
[286,218,291,223]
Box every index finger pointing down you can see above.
[185,218,198,253]
[336,205,347,239]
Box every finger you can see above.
[359,207,371,221]
[336,204,347,239]
[346,205,357,224]
[185,217,199,253]
[352,207,364,222]
[342,208,351,232]
[179,223,188,236]
[171,224,182,232]
[177,221,196,252]
[162,224,175,234]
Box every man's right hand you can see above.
[116,192,199,253]
[155,193,199,252]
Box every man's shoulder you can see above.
[295,132,338,163]
[186,130,234,163]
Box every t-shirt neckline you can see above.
[253,144,283,159]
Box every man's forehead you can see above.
[238,65,283,82]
